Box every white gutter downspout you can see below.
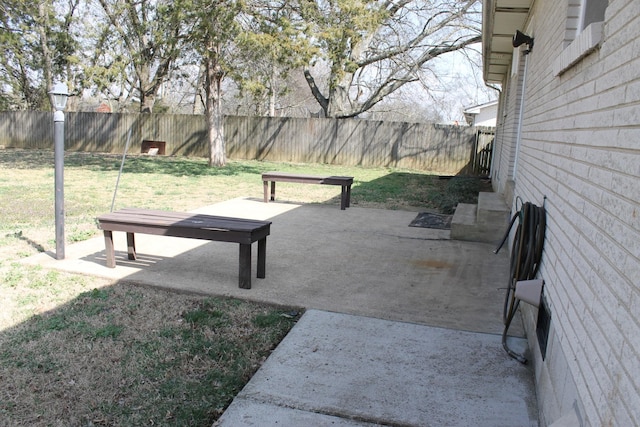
[513,51,529,178]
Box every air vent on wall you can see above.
[536,295,551,360]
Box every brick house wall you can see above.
[487,0,640,425]
[492,57,526,201]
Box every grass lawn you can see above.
[0,148,489,426]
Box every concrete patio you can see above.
[23,197,537,426]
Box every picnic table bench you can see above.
[97,208,271,289]
[262,172,354,210]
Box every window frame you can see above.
[553,0,607,76]
[577,0,607,35]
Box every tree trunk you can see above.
[139,62,154,113]
[326,85,354,118]
[269,63,277,116]
[140,92,155,113]
[204,55,226,167]
[269,89,276,117]
[193,65,206,114]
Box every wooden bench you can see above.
[262,172,354,210]
[97,208,271,289]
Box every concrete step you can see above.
[451,192,509,243]
[477,191,510,225]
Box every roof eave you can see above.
[482,0,535,84]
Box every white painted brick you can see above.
[605,0,636,18]
[583,147,614,168]
[601,36,636,71]
[588,111,618,132]
[566,281,588,319]
[592,229,631,277]
[582,330,611,389]
[569,144,589,161]
[590,359,616,424]
[574,272,596,314]
[595,85,627,110]
[621,341,640,391]
[605,150,640,177]
[570,304,590,353]
[592,261,626,304]
[575,341,604,423]
[600,190,640,231]
[590,294,625,354]
[557,369,580,420]
[617,308,640,372]
[587,165,613,188]
[624,78,640,103]
[604,6,640,52]
[594,65,624,94]
[570,175,604,205]
[614,307,640,355]
[564,185,588,214]
[614,371,639,425]
[563,82,597,107]
[574,373,600,426]
[546,140,573,157]
[613,103,640,127]
[491,1,640,425]
[623,256,640,289]
[567,157,591,178]
[586,129,620,149]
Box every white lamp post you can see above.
[50,82,68,260]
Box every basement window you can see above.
[536,296,551,360]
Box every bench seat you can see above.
[262,172,353,210]
[97,208,271,289]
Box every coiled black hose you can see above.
[495,199,546,363]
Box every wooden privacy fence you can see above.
[472,128,495,176]
[0,111,494,175]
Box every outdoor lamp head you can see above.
[50,83,69,111]
[512,30,534,53]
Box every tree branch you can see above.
[303,69,328,114]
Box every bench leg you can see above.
[126,232,137,260]
[239,243,252,289]
[270,181,276,201]
[257,237,267,279]
[263,180,269,203]
[341,185,352,210]
[103,231,116,268]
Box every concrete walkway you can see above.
[23,198,537,426]
[220,310,535,426]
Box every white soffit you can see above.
[483,0,534,83]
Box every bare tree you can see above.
[299,0,482,118]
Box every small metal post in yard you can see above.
[50,83,69,260]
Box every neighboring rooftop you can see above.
[463,100,499,126]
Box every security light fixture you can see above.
[513,30,534,54]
